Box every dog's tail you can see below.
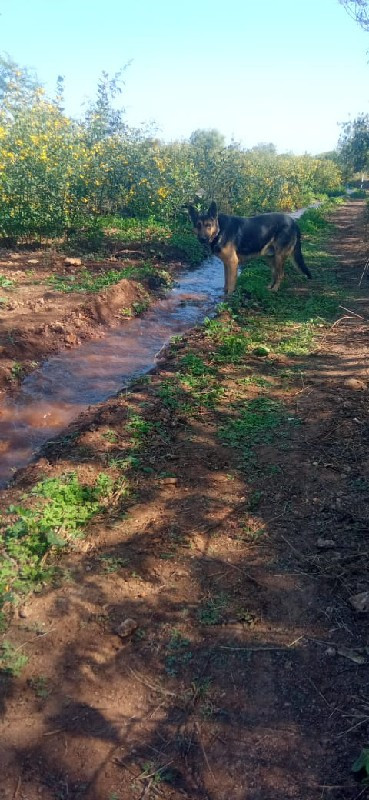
[293,228,312,279]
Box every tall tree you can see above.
[338,113,369,182]
[83,68,129,143]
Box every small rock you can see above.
[326,646,336,657]
[64,257,82,267]
[114,618,138,639]
[317,537,336,549]
[18,605,29,619]
[350,591,369,612]
[160,477,177,485]
[27,258,39,264]
[344,377,367,391]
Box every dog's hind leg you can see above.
[265,256,276,290]
[292,229,312,279]
[269,252,286,292]
[219,244,239,295]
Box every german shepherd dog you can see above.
[188,201,311,294]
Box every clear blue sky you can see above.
[0,0,368,154]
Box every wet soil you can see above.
[1,201,369,800]
[0,246,183,393]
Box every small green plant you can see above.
[102,429,119,443]
[352,747,369,785]
[0,611,8,633]
[98,554,128,573]
[0,472,114,603]
[11,362,23,378]
[0,641,28,676]
[157,379,181,410]
[132,299,149,315]
[0,274,14,288]
[29,674,50,699]
[197,593,228,625]
[219,396,294,467]
[165,629,192,676]
[170,228,206,265]
[247,490,263,511]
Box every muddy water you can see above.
[0,256,225,485]
[0,206,317,486]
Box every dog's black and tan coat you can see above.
[188,201,311,294]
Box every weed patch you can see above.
[219,397,298,468]
[197,593,228,625]
[165,629,193,676]
[0,472,114,604]
[0,641,28,676]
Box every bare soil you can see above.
[1,201,369,800]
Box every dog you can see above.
[188,201,311,294]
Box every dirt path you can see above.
[1,201,369,800]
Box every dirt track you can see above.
[1,201,369,800]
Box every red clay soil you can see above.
[1,201,369,800]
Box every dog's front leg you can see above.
[219,245,239,295]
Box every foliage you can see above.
[0,472,113,603]
[352,747,369,784]
[0,54,342,241]
[0,640,28,676]
[338,114,369,178]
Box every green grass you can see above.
[0,274,14,288]
[165,629,193,676]
[0,472,114,605]
[219,396,299,468]
[98,554,129,573]
[197,593,228,625]
[11,362,23,379]
[49,262,167,294]
[101,214,170,242]
[169,228,205,266]
[0,641,28,676]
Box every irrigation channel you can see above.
[0,206,314,486]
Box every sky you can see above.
[0,0,369,155]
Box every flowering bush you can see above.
[0,58,342,240]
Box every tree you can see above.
[338,114,369,182]
[248,142,277,156]
[189,128,226,152]
[83,68,129,144]
[339,1,369,29]
[0,54,41,118]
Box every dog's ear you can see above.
[208,201,218,219]
[188,205,199,225]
